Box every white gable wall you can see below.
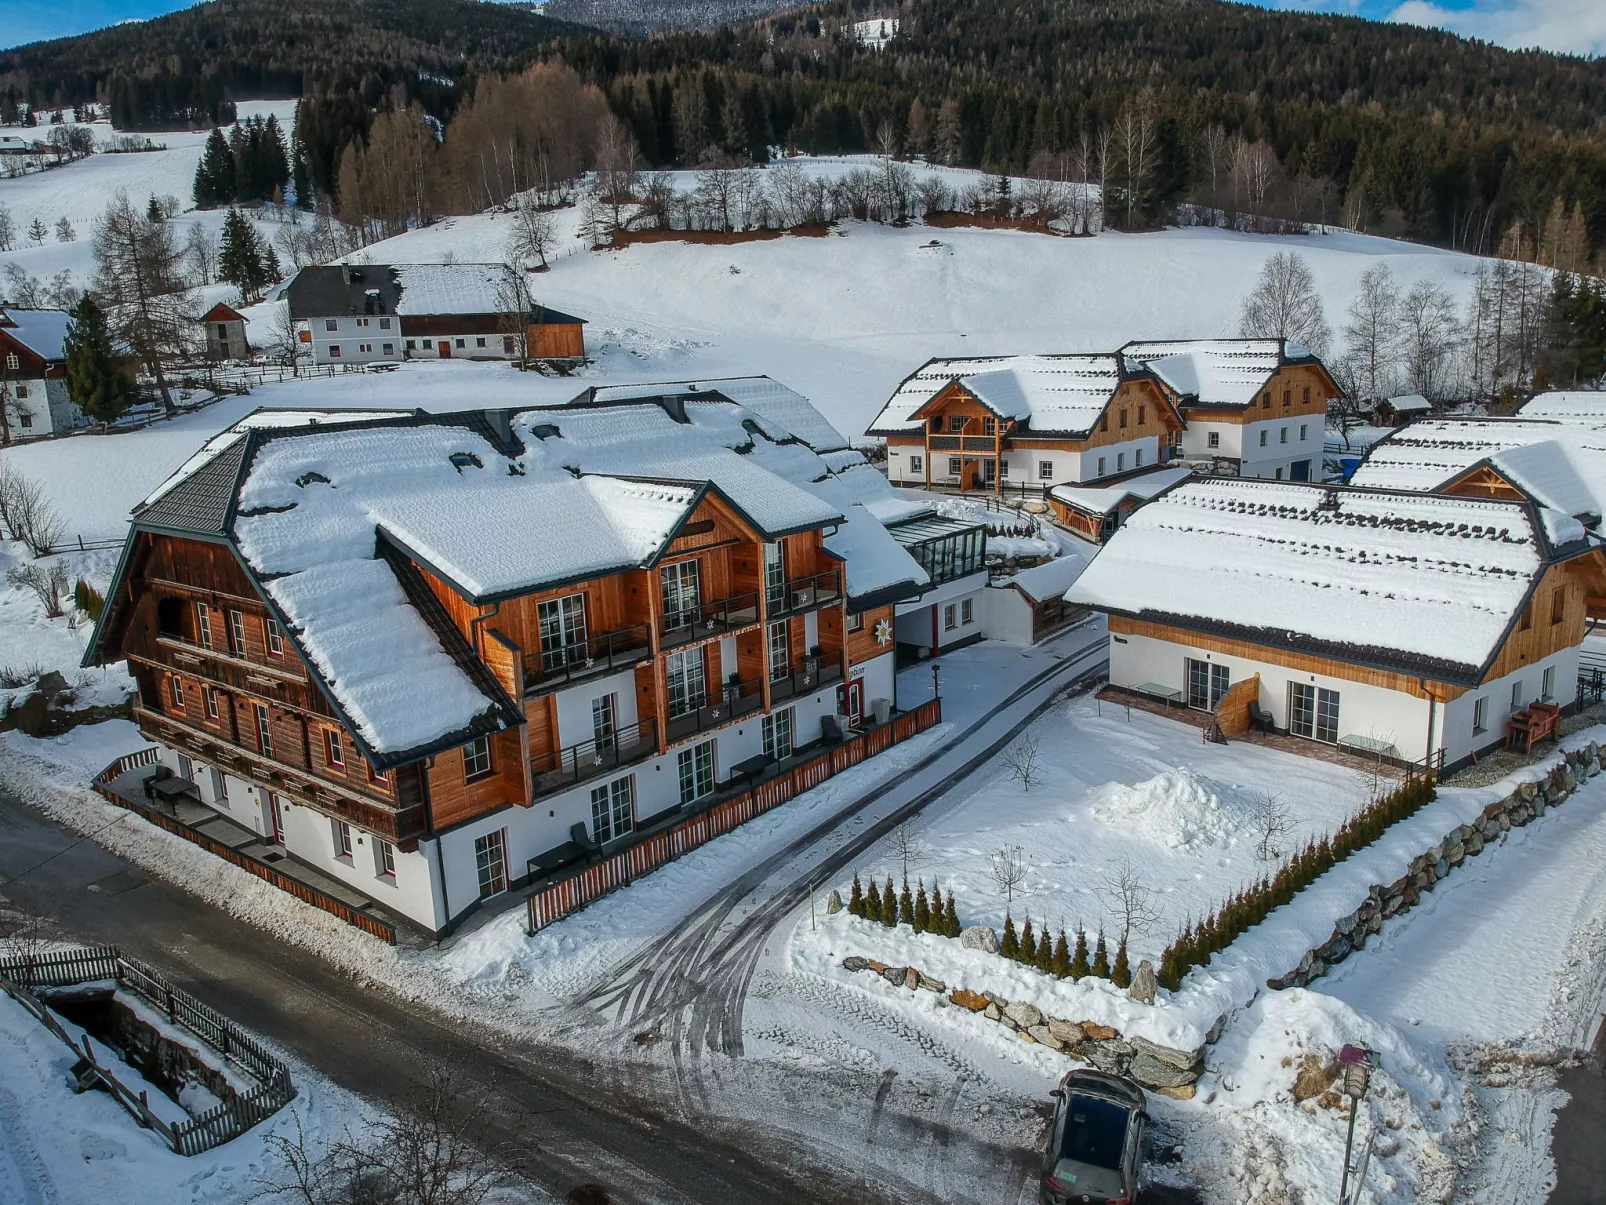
[304,315,403,365]
[3,377,84,437]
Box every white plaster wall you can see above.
[1078,437,1158,481]
[405,332,517,360]
[551,668,639,749]
[1439,645,1580,766]
[307,315,403,365]
[850,650,896,716]
[982,584,1036,645]
[3,376,82,436]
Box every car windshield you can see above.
[1060,1094,1129,1171]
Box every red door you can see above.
[838,681,863,723]
[438,341,451,359]
[268,793,286,846]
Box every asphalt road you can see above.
[0,787,921,1205]
[1550,1019,1606,1204]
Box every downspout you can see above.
[422,751,450,933]
[1421,677,1437,779]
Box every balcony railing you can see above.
[961,435,997,451]
[765,569,843,618]
[658,592,759,649]
[769,656,844,702]
[523,625,653,694]
[665,677,763,743]
[531,718,659,798]
[928,435,961,450]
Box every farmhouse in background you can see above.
[1121,338,1340,482]
[0,306,90,438]
[1373,392,1432,426]
[284,263,587,366]
[1048,465,1192,542]
[1069,477,1606,774]
[84,382,940,938]
[867,353,1185,496]
[200,302,250,362]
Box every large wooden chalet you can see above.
[85,381,936,937]
[1070,477,1606,773]
[867,353,1185,496]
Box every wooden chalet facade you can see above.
[1071,478,1606,773]
[87,391,927,938]
[868,354,1184,497]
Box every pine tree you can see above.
[1035,925,1053,973]
[943,893,959,937]
[218,208,269,303]
[1000,914,1019,960]
[194,127,232,207]
[63,295,136,423]
[1111,938,1131,988]
[1017,917,1035,965]
[1091,930,1110,979]
[147,195,163,222]
[914,880,930,933]
[865,878,882,923]
[898,878,914,928]
[929,883,943,931]
[27,217,47,245]
[882,877,897,928]
[1070,927,1090,979]
[849,873,864,917]
[1051,927,1071,977]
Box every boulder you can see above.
[1445,842,1465,866]
[1027,1024,1059,1049]
[999,1014,1019,1031]
[960,925,999,954]
[826,889,843,914]
[1005,1001,1044,1029]
[1464,831,1484,856]
[1129,1050,1199,1090]
[6,691,48,737]
[983,1002,1002,1021]
[1083,1044,1130,1073]
[1562,767,1578,792]
[1130,1036,1201,1072]
[1129,960,1158,1005]
[918,975,946,993]
[1381,894,1406,918]
[1205,1013,1229,1045]
[882,966,908,987]
[868,960,888,974]
[1317,934,1353,964]
[1018,1028,1035,1043]
[1401,885,1421,909]
[1424,842,1445,865]
[1517,781,1539,802]
[842,956,870,973]
[951,988,990,1012]
[1048,1018,1086,1045]
[1509,805,1532,827]
[1153,1082,1197,1101]
[1081,1022,1118,1042]
[1334,909,1361,937]
[904,967,920,991]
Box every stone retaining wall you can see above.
[840,954,1213,1098]
[1268,740,1600,992]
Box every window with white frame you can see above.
[948,457,962,476]
[177,754,192,781]
[1259,429,1268,447]
[325,728,345,767]
[333,820,353,860]
[170,675,184,707]
[358,343,373,354]
[1543,664,1556,701]
[329,345,341,357]
[324,319,337,332]
[476,337,487,348]
[592,693,616,749]
[4,354,16,370]
[1299,423,1308,441]
[254,703,273,756]
[767,621,790,681]
[203,685,219,720]
[658,561,699,630]
[590,776,634,843]
[1511,679,1524,712]
[455,338,465,348]
[265,618,284,656]
[1135,448,1144,467]
[463,736,493,781]
[763,707,794,761]
[196,601,213,649]
[949,415,964,433]
[1096,456,1106,476]
[1039,460,1053,479]
[228,608,246,656]
[1289,682,1340,743]
[1207,431,1220,448]
[677,741,715,804]
[943,603,957,631]
[961,597,974,624]
[665,647,706,718]
[474,829,506,899]
[356,317,370,328]
[379,317,392,330]
[209,766,226,803]
[847,611,863,633]
[909,455,923,474]
[1116,452,1126,472]
[382,343,394,355]
[537,593,587,670]
[763,541,785,608]
[375,838,396,879]
[1472,696,1488,735]
[1280,427,1288,444]
[983,416,996,435]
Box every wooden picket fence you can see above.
[91,749,397,944]
[528,698,943,930]
[0,944,296,1155]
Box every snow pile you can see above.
[1087,766,1253,851]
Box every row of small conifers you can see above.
[1154,770,1440,991]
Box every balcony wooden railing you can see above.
[658,591,759,649]
[132,704,425,844]
[523,624,653,695]
[155,634,305,685]
[665,677,762,743]
[770,656,844,702]
[764,569,843,618]
[531,718,659,797]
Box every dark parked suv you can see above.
[1040,1069,1147,1204]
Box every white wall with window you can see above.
[0,377,84,437]
[894,571,988,651]
[552,668,639,751]
[304,314,403,365]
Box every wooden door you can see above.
[838,680,863,722]
[438,341,451,359]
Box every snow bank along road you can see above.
[575,628,1109,1117]
[0,788,896,1205]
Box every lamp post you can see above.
[931,661,941,701]
[1338,1044,1375,1205]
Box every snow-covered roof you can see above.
[392,263,523,317]
[1049,466,1192,517]
[804,467,930,607]
[867,353,1129,436]
[584,376,850,451]
[1121,339,1315,408]
[1519,391,1606,421]
[0,308,73,362]
[1384,393,1431,413]
[998,555,1086,603]
[1069,478,1564,683]
[1350,418,1606,524]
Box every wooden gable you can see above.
[0,325,53,376]
[910,381,1008,435]
[201,302,247,324]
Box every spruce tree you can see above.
[1018,917,1036,965]
[146,195,163,222]
[898,878,915,928]
[849,873,864,917]
[1111,938,1131,988]
[1070,926,1090,979]
[943,894,959,937]
[63,295,135,423]
[1035,925,1053,972]
[27,216,46,244]
[865,878,883,923]
[914,881,930,933]
[219,208,268,303]
[929,883,943,931]
[882,877,897,928]
[1051,927,1071,977]
[1000,914,1019,960]
[1091,930,1110,979]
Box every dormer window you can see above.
[449,452,483,472]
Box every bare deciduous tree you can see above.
[1239,251,1331,354]
[887,822,927,885]
[1399,278,1460,403]
[7,560,70,616]
[1001,733,1044,791]
[0,882,48,985]
[506,196,558,271]
[92,189,195,413]
[988,844,1031,910]
[1342,263,1401,402]
[184,222,217,286]
[265,303,304,375]
[1098,857,1161,946]
[1247,791,1298,862]
[0,465,64,556]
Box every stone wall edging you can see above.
[1267,740,1599,991]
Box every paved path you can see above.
[0,787,919,1205]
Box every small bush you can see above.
[848,873,864,917]
[73,578,104,620]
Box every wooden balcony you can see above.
[658,591,759,650]
[665,677,763,743]
[155,634,304,686]
[769,655,844,703]
[522,624,653,697]
[764,569,843,620]
[530,718,659,798]
[132,703,427,845]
